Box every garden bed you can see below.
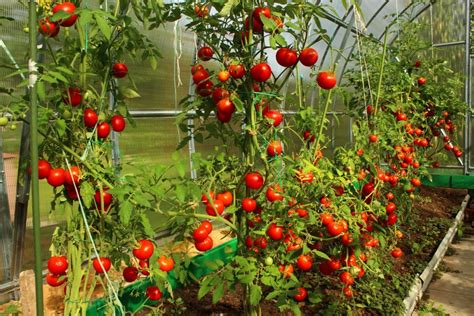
[156,186,467,315]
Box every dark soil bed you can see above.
[160,186,467,316]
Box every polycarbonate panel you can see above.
[126,21,195,110]
[431,0,466,44]
[433,45,466,79]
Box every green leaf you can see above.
[212,282,225,304]
[54,119,67,137]
[94,13,112,40]
[140,213,155,237]
[37,81,45,102]
[313,250,330,260]
[119,200,132,225]
[219,0,239,16]
[249,285,262,306]
[119,87,141,99]
[175,184,186,202]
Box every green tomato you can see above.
[0,117,8,126]
[264,257,273,266]
[10,124,17,131]
[62,110,72,120]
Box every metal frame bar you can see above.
[0,133,13,284]
[464,0,472,174]
[432,40,465,48]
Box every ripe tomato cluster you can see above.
[38,2,78,37]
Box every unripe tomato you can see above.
[299,48,318,66]
[83,109,98,128]
[245,172,264,190]
[133,240,155,260]
[97,122,111,139]
[123,266,139,282]
[317,72,337,90]
[47,256,68,275]
[47,168,65,187]
[0,116,8,126]
[197,46,213,61]
[112,63,128,78]
[146,286,162,301]
[217,70,230,82]
[111,115,126,132]
[276,48,298,67]
[93,257,112,274]
[38,159,52,179]
[195,236,213,251]
[264,257,273,266]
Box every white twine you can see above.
[28,59,38,88]
[354,9,373,110]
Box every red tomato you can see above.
[396,112,407,121]
[386,202,397,214]
[195,236,213,251]
[242,198,257,213]
[193,226,209,242]
[296,208,308,217]
[327,221,343,237]
[245,172,264,190]
[303,130,315,142]
[216,111,232,123]
[341,233,353,246]
[201,220,213,234]
[386,192,395,201]
[97,122,111,139]
[212,87,230,104]
[46,273,66,287]
[112,63,128,78]
[93,257,112,274]
[267,223,284,240]
[94,188,113,206]
[157,255,175,272]
[293,287,308,302]
[63,87,82,107]
[320,213,334,226]
[391,247,403,258]
[369,134,378,143]
[38,159,52,179]
[111,115,126,132]
[146,286,162,301]
[340,271,354,285]
[299,48,318,66]
[47,256,68,275]
[411,178,422,187]
[133,240,155,260]
[194,5,209,17]
[418,77,427,86]
[217,99,236,115]
[228,64,246,79]
[191,64,205,75]
[317,72,337,90]
[139,260,150,276]
[252,7,271,24]
[197,46,213,61]
[414,60,422,67]
[343,286,353,298]
[201,191,215,205]
[123,266,139,282]
[279,264,294,278]
[264,110,283,127]
[83,109,98,128]
[254,237,268,249]
[196,80,214,97]
[250,63,272,82]
[64,166,81,186]
[387,213,398,226]
[52,2,77,27]
[267,140,283,156]
[47,168,65,187]
[217,191,233,207]
[328,258,341,271]
[296,254,313,271]
[266,184,284,202]
[318,261,332,275]
[206,199,225,216]
[192,69,210,84]
[217,70,230,82]
[276,48,298,67]
[38,18,59,37]
[65,184,80,200]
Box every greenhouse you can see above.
[0,0,473,315]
